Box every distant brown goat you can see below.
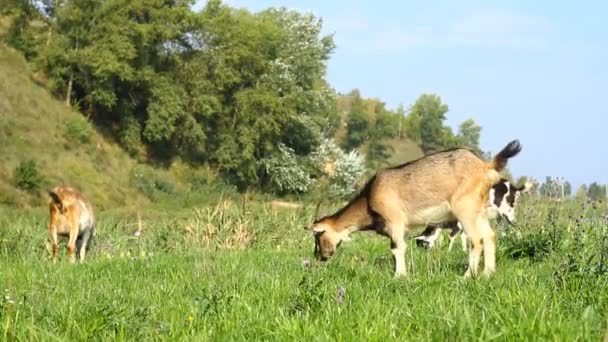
[48,186,96,263]
[305,140,522,278]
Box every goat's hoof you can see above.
[482,269,495,277]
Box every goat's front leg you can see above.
[49,226,58,264]
[67,213,80,264]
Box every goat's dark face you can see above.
[488,179,532,224]
[306,218,350,262]
[314,231,337,261]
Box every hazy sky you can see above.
[194,0,608,189]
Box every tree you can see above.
[587,182,606,201]
[575,184,588,200]
[412,94,450,154]
[456,118,481,152]
[539,177,558,198]
[9,0,339,190]
[564,181,572,197]
[344,91,370,150]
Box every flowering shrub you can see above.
[327,149,366,197]
[261,138,366,196]
[260,144,315,193]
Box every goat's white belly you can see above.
[410,201,454,225]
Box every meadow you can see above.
[1,194,608,341]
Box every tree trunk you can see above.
[65,74,73,107]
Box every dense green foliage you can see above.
[5,0,339,190]
[2,0,484,195]
[1,196,608,340]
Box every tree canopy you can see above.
[4,0,491,194]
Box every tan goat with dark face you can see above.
[48,186,96,264]
[305,140,522,278]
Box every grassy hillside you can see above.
[0,42,153,209]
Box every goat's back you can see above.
[368,149,494,225]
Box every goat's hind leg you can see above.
[76,228,93,262]
[455,215,483,278]
[478,216,496,276]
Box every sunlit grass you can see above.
[1,197,608,340]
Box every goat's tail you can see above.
[48,189,66,213]
[490,140,522,172]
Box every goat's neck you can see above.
[329,196,372,234]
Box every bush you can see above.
[13,160,45,191]
[120,116,145,159]
[169,161,217,191]
[62,117,93,144]
[500,228,553,261]
[310,138,366,198]
[260,144,315,193]
[130,165,175,199]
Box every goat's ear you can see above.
[313,201,323,221]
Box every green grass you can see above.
[1,197,608,340]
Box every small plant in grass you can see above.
[501,228,553,261]
[286,274,326,316]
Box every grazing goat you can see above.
[305,140,522,278]
[48,186,96,263]
[413,179,533,251]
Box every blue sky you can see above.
[194,0,608,189]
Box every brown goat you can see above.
[305,140,522,278]
[48,186,96,263]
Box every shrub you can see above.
[120,117,145,159]
[260,138,366,197]
[13,160,45,191]
[310,138,366,198]
[62,117,93,144]
[260,144,315,194]
[500,228,554,261]
[130,164,175,199]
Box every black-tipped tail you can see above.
[48,190,65,213]
[491,140,522,171]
